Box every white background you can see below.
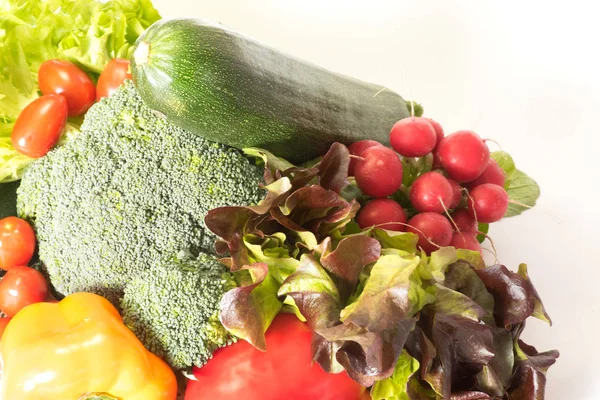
[154,1,599,398]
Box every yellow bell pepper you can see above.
[0,292,177,400]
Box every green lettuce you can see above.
[371,350,420,400]
[0,0,161,182]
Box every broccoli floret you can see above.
[121,252,235,369]
[17,81,264,303]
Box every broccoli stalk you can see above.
[16,81,264,304]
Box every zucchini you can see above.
[0,181,19,219]
[131,18,411,163]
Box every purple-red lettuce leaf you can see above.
[317,319,417,387]
[219,262,282,351]
[277,254,342,330]
[206,144,358,269]
[475,327,514,396]
[405,326,437,382]
[340,254,433,332]
[320,235,381,302]
[506,324,559,400]
[475,264,551,329]
[275,185,359,237]
[516,264,551,325]
[316,142,350,194]
[205,206,255,268]
[450,392,493,400]
[420,285,495,398]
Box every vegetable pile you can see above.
[0,2,558,400]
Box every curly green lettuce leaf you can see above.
[219,262,282,351]
[490,151,540,217]
[0,0,161,182]
[371,350,420,400]
[340,254,433,332]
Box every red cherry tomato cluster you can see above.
[0,217,49,327]
[11,58,131,159]
[351,116,510,254]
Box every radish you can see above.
[355,146,403,198]
[427,118,445,147]
[389,117,437,157]
[447,179,463,209]
[467,159,506,188]
[409,172,453,213]
[407,212,453,254]
[449,209,478,233]
[450,231,482,254]
[432,149,443,170]
[348,140,382,176]
[467,183,508,223]
[437,131,490,182]
[356,198,407,231]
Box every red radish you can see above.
[348,140,382,176]
[450,232,482,254]
[409,172,454,213]
[432,149,443,170]
[468,183,509,223]
[427,118,445,147]
[407,212,453,254]
[437,131,490,182]
[447,179,463,209]
[356,199,407,231]
[389,117,437,157]
[355,146,403,198]
[467,159,506,188]
[449,209,478,233]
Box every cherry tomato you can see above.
[0,266,48,317]
[11,94,68,158]
[185,313,365,400]
[38,59,96,116]
[0,317,11,340]
[96,58,132,100]
[0,217,36,271]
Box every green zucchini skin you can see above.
[131,18,411,163]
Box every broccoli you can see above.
[17,81,264,303]
[121,252,236,369]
